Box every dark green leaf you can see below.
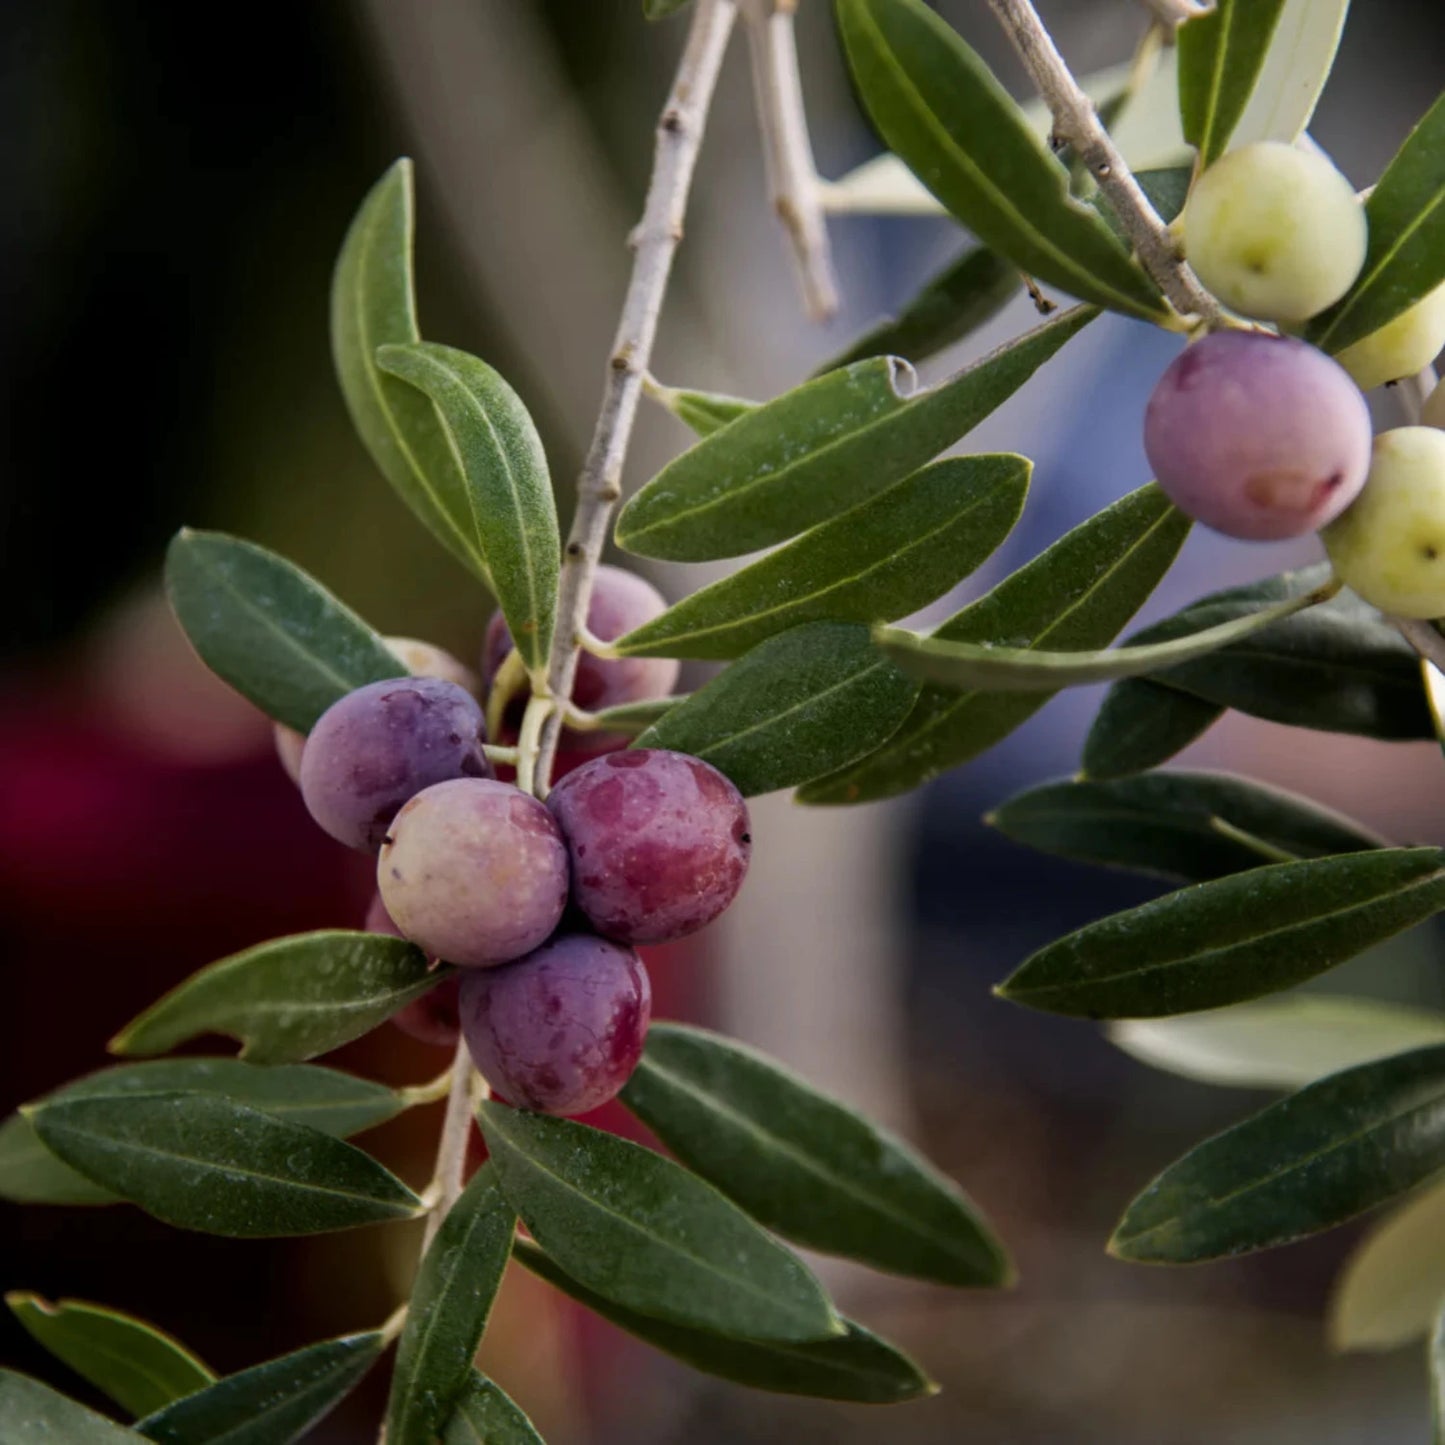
[516,1242,933,1404]
[478,1101,841,1344]
[634,622,919,796]
[164,531,404,735]
[1080,677,1224,780]
[988,770,1386,883]
[622,1022,1010,1287]
[999,847,1445,1019]
[615,306,1094,561]
[29,1093,422,1237]
[137,1332,383,1445]
[386,1165,515,1445]
[820,245,1020,371]
[0,1113,120,1206]
[376,343,558,673]
[1110,1044,1445,1263]
[1150,578,1433,741]
[875,579,1329,691]
[442,1373,543,1445]
[1177,0,1289,166]
[0,1370,140,1442]
[7,1294,213,1420]
[0,1060,402,1209]
[1308,93,1445,354]
[835,0,1166,321]
[110,931,447,1065]
[331,160,484,580]
[799,484,1189,805]
[615,455,1029,660]
[643,0,693,17]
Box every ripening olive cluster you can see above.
[281,568,751,1116]
[1144,141,1445,618]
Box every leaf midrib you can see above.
[1117,1077,1445,1253]
[1011,863,1445,999]
[636,1056,975,1260]
[486,1119,830,1335]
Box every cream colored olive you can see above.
[1336,284,1445,392]
[1424,381,1445,431]
[385,636,479,696]
[1323,428,1445,618]
[1184,142,1366,323]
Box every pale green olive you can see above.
[1184,142,1367,324]
[1336,284,1445,391]
[1323,427,1445,618]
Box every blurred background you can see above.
[3,1,1444,1440]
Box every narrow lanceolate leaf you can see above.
[821,245,1019,371]
[0,1370,141,1443]
[442,1373,543,1445]
[478,1102,842,1345]
[799,485,1189,805]
[616,305,1093,561]
[110,932,446,1065]
[137,1332,384,1445]
[0,1113,120,1206]
[516,1243,933,1404]
[835,0,1166,321]
[874,580,1330,692]
[1000,848,1445,1020]
[1110,1044,1445,1264]
[1081,678,1224,780]
[1329,1180,1445,1352]
[376,343,558,673]
[1133,566,1433,741]
[1110,997,1445,1093]
[1229,0,1351,151]
[29,1093,422,1237]
[1177,0,1289,167]
[654,385,757,439]
[1308,92,1445,354]
[989,770,1385,884]
[7,1294,214,1419]
[331,160,484,580]
[634,622,919,797]
[0,1060,402,1208]
[386,1166,515,1445]
[622,1023,1010,1288]
[615,455,1030,661]
[165,531,404,734]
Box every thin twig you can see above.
[740,0,839,321]
[532,0,738,789]
[1136,0,1210,29]
[1394,617,1445,675]
[985,0,1226,327]
[419,1038,476,1255]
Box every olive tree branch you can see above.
[740,0,840,320]
[419,1037,479,1255]
[984,0,1227,327]
[532,0,738,790]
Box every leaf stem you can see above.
[379,1303,409,1348]
[534,0,738,790]
[419,1036,476,1256]
[396,1067,456,1109]
[984,0,1227,327]
[740,0,840,321]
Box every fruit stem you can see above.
[738,0,839,321]
[419,1037,477,1256]
[396,1067,456,1109]
[485,648,529,743]
[516,695,554,798]
[533,0,738,791]
[985,0,1228,327]
[482,744,520,767]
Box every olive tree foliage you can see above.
[3,0,1445,1440]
